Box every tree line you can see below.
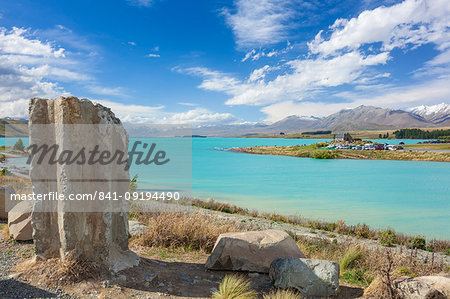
[393,128,450,139]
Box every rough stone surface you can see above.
[128,220,148,237]
[0,185,15,220]
[416,276,450,298]
[8,201,33,241]
[394,276,446,299]
[269,257,340,297]
[29,96,139,272]
[205,229,305,273]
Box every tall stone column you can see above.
[29,96,139,272]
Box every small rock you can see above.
[210,287,218,292]
[248,273,259,278]
[269,257,339,297]
[158,282,165,287]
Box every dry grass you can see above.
[17,251,107,286]
[263,289,303,299]
[296,237,448,288]
[132,211,244,253]
[212,275,257,299]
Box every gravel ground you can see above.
[0,224,74,299]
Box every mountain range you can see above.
[1,103,449,137]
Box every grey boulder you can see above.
[394,276,446,299]
[206,229,305,273]
[269,257,340,297]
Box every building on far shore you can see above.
[335,133,353,142]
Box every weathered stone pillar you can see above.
[29,96,139,272]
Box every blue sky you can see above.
[0,0,449,124]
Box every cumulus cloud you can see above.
[223,0,296,48]
[182,0,450,121]
[308,0,450,56]
[0,27,72,118]
[0,27,128,118]
[146,53,160,58]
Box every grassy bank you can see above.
[188,198,450,254]
[129,206,449,294]
[232,144,450,162]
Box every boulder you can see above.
[269,257,340,297]
[29,96,139,272]
[205,229,305,273]
[0,185,15,220]
[416,276,450,298]
[8,200,33,241]
[129,220,148,237]
[394,276,446,299]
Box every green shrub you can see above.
[378,229,397,247]
[341,269,372,287]
[409,236,426,250]
[311,150,337,159]
[212,275,257,299]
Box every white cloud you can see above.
[97,100,238,125]
[184,51,390,107]
[166,108,238,125]
[223,0,295,48]
[178,102,198,107]
[88,86,125,96]
[128,41,136,46]
[146,53,160,58]
[0,27,65,57]
[180,0,450,122]
[308,0,450,56]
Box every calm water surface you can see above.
[2,137,449,238]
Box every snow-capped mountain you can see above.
[409,103,450,124]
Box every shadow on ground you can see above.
[0,279,57,298]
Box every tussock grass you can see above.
[296,238,447,288]
[340,246,363,272]
[212,275,257,299]
[132,211,243,252]
[263,289,303,299]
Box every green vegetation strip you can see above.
[233,143,450,162]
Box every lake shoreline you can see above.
[230,145,450,162]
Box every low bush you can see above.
[311,150,338,159]
[378,229,397,247]
[409,236,426,250]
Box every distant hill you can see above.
[312,105,432,131]
[3,103,449,137]
[0,118,28,137]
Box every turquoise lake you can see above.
[2,137,449,239]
